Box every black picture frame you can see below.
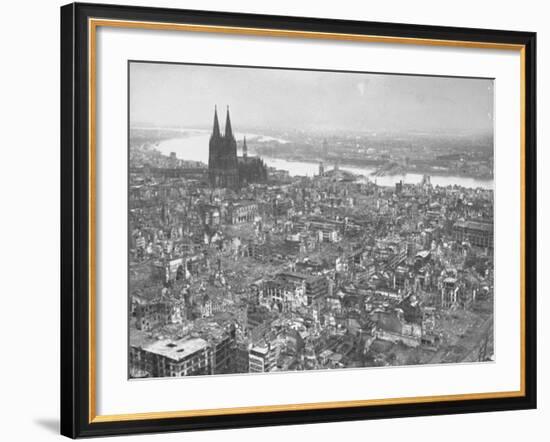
[61,2,537,438]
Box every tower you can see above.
[224,106,234,139]
[208,105,221,173]
[242,136,248,159]
[208,106,239,189]
[318,161,324,176]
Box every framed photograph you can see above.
[60,2,537,438]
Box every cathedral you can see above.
[208,106,267,189]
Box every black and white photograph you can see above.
[128,62,495,379]
[0,0,544,439]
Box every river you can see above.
[154,132,494,190]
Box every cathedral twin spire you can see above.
[212,105,221,138]
[225,106,233,138]
[211,105,234,139]
[208,105,266,188]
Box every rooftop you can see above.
[250,344,269,356]
[143,337,209,361]
[454,220,493,232]
[416,250,431,259]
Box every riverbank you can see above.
[261,152,493,181]
[145,132,494,190]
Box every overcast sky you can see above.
[130,61,493,134]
